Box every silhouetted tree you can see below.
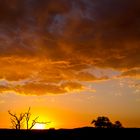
[28,116,39,130]
[91,116,113,128]
[113,121,123,128]
[25,107,38,129]
[25,107,39,130]
[8,107,50,130]
[91,116,123,128]
[8,110,25,129]
[25,107,50,130]
[25,107,31,130]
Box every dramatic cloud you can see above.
[121,68,140,78]
[0,80,85,95]
[0,0,139,95]
[61,82,84,92]
[14,83,66,95]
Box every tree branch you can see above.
[29,116,39,130]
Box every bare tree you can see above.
[25,107,50,130]
[8,107,50,130]
[29,116,39,130]
[24,107,39,130]
[8,110,25,130]
[25,107,31,130]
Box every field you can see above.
[0,127,139,140]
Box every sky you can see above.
[0,0,140,129]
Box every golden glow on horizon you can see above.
[34,123,46,130]
[0,0,139,129]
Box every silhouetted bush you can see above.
[91,116,123,128]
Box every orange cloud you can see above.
[61,82,84,92]
[0,82,66,95]
[0,0,139,95]
[0,85,10,93]
[14,83,66,95]
[0,79,85,95]
[121,68,140,78]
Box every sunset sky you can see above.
[0,0,140,129]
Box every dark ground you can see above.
[0,127,139,140]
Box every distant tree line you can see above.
[91,116,123,128]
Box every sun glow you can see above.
[34,123,46,129]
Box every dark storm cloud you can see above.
[0,0,139,95]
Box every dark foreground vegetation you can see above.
[5,108,140,139]
[0,127,139,140]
